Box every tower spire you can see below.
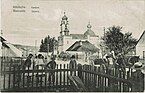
[60,12,69,36]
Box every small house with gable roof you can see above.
[136,31,145,59]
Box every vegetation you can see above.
[102,26,137,56]
[39,35,58,52]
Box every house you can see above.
[1,36,39,57]
[1,36,22,57]
[136,31,145,59]
[58,12,100,54]
[66,40,99,62]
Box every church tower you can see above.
[60,12,69,36]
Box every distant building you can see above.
[58,12,100,54]
[13,44,39,57]
[136,31,145,59]
[66,40,99,62]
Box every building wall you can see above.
[136,31,145,59]
[67,51,85,60]
[136,44,145,59]
[63,36,74,51]
[2,47,17,57]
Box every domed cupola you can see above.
[84,22,96,37]
[62,12,68,20]
[62,15,68,20]
[87,23,92,29]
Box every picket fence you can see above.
[1,57,144,92]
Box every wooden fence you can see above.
[1,57,144,92]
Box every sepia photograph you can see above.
[0,0,145,92]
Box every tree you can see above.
[39,39,45,52]
[102,26,137,56]
[39,35,58,53]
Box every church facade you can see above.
[58,13,100,54]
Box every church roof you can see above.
[70,34,87,39]
[84,22,97,37]
[66,41,99,53]
[84,30,97,37]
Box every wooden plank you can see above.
[122,71,126,92]
[17,66,21,88]
[96,67,99,88]
[90,66,92,84]
[22,69,25,88]
[126,69,130,91]
[86,65,89,88]
[119,70,122,92]
[60,64,62,87]
[3,63,6,89]
[8,61,12,89]
[32,61,35,88]
[27,65,30,87]
[63,64,66,86]
[56,64,58,87]
[12,65,16,88]
[87,65,90,88]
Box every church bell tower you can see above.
[60,12,69,36]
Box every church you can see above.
[58,13,100,56]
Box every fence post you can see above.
[78,64,83,80]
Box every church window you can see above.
[67,41,69,44]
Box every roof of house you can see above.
[0,36,6,42]
[2,42,9,48]
[66,40,99,53]
[137,30,145,45]
[1,36,9,48]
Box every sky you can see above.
[1,0,145,46]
